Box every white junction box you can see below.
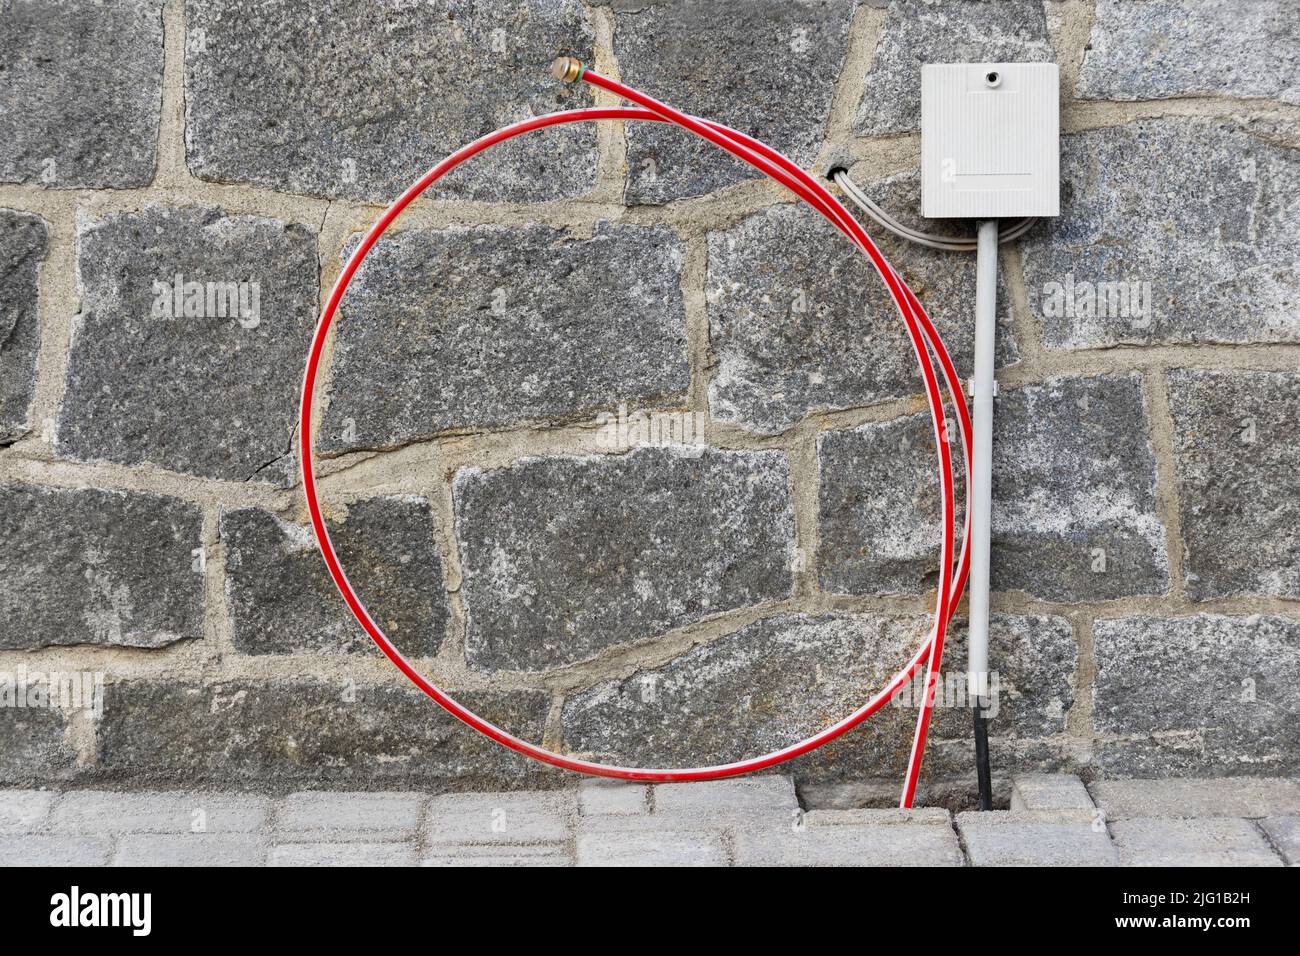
[921,63,1060,219]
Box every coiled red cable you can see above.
[299,65,972,807]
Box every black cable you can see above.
[973,701,993,810]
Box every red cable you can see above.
[299,71,972,805]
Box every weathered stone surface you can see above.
[58,206,317,482]
[278,792,421,834]
[563,613,920,772]
[0,211,47,443]
[456,448,794,671]
[818,375,1168,601]
[0,483,203,649]
[956,811,1117,866]
[0,707,77,786]
[1167,370,1300,600]
[1089,778,1300,821]
[1093,616,1300,776]
[564,612,1072,777]
[1012,775,1095,814]
[0,791,54,834]
[855,0,1052,135]
[733,820,963,866]
[1078,0,1299,104]
[425,791,573,846]
[653,776,799,820]
[579,779,649,817]
[607,0,855,203]
[95,680,554,791]
[185,0,596,202]
[707,200,1015,434]
[222,498,449,657]
[115,834,267,867]
[1109,818,1282,867]
[50,791,271,834]
[1259,816,1300,865]
[423,843,571,866]
[321,223,687,452]
[1021,121,1299,349]
[576,826,727,867]
[0,0,163,187]
[0,835,113,867]
[270,842,416,867]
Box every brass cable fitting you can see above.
[550,56,584,84]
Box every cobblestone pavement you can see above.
[3,774,1297,867]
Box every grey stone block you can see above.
[0,834,113,867]
[95,680,553,791]
[0,0,163,187]
[456,448,794,671]
[1011,775,1095,814]
[185,0,596,203]
[320,223,687,452]
[1021,121,1299,349]
[1078,0,1298,103]
[855,0,1052,135]
[562,614,918,773]
[706,198,1015,434]
[425,791,573,847]
[423,844,572,867]
[1089,778,1300,821]
[578,779,649,817]
[0,483,204,649]
[50,791,270,834]
[114,834,267,867]
[818,375,1168,601]
[0,210,47,443]
[576,828,727,867]
[1110,818,1283,867]
[277,792,422,834]
[732,821,964,866]
[957,811,1117,866]
[653,776,799,817]
[1167,370,1300,600]
[222,499,449,657]
[1258,816,1300,865]
[0,790,54,834]
[803,807,952,827]
[58,206,317,482]
[608,0,855,203]
[1093,616,1300,776]
[0,707,77,786]
[269,842,417,867]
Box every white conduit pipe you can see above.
[968,219,999,709]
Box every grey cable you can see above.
[831,169,1035,252]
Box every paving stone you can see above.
[1167,370,1300,600]
[576,828,727,867]
[423,844,572,867]
[269,842,417,867]
[277,792,422,834]
[50,791,270,834]
[1093,616,1300,776]
[320,223,687,452]
[707,198,1015,434]
[855,0,1052,135]
[608,0,855,203]
[456,448,794,671]
[0,790,54,834]
[95,680,554,791]
[58,206,317,482]
[0,0,163,187]
[1011,775,1095,814]
[1021,121,1299,349]
[1078,0,1298,104]
[0,834,113,867]
[733,821,964,866]
[1110,818,1282,867]
[1258,816,1300,865]
[425,791,572,847]
[0,483,204,649]
[957,811,1117,866]
[562,614,919,776]
[802,807,952,827]
[1089,778,1300,821]
[114,834,266,867]
[222,499,449,657]
[578,779,649,817]
[818,375,1167,601]
[0,706,78,786]
[0,210,47,443]
[185,0,596,203]
[653,776,799,817]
